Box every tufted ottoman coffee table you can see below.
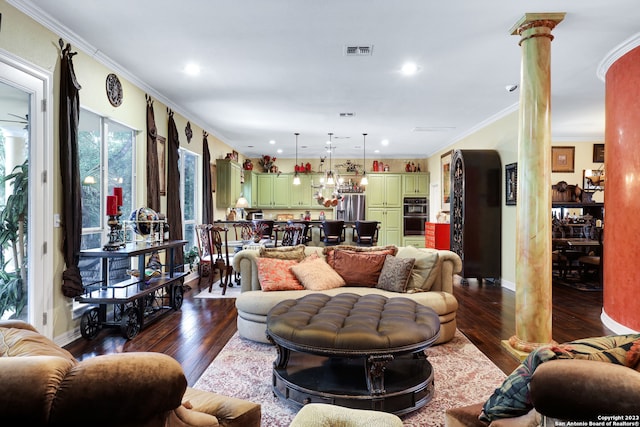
[266,292,440,415]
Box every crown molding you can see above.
[597,32,640,82]
[7,0,230,145]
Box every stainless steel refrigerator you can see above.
[335,194,366,221]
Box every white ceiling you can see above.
[9,0,640,160]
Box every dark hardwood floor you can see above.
[64,278,611,384]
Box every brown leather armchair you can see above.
[0,320,261,427]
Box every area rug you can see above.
[194,330,507,426]
[193,280,242,299]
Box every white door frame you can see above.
[0,49,54,337]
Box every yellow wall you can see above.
[0,1,605,339]
[427,111,604,289]
[0,1,235,339]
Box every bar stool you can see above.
[352,220,380,246]
[320,220,345,246]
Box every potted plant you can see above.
[0,160,28,320]
[183,246,199,273]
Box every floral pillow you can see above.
[256,257,304,291]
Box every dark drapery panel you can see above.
[58,39,83,298]
[202,131,213,224]
[146,95,160,212]
[166,110,184,267]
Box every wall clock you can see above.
[105,73,123,107]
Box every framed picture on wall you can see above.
[551,146,575,173]
[440,150,453,212]
[593,143,605,163]
[157,135,166,195]
[505,163,517,206]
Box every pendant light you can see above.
[360,133,368,186]
[326,132,335,186]
[293,132,301,185]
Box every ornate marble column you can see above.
[504,13,565,357]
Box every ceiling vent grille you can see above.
[344,45,373,56]
[339,112,355,118]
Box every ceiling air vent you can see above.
[344,45,373,56]
[339,112,355,118]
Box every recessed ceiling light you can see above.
[184,63,201,76]
[381,139,389,146]
[401,62,419,75]
[269,140,276,145]
[374,149,380,153]
[276,149,283,154]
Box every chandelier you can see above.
[321,132,339,187]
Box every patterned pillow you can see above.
[396,246,440,291]
[377,255,415,292]
[290,254,346,291]
[259,244,306,261]
[256,257,304,291]
[323,245,398,265]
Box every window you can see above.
[180,148,199,252]
[78,109,135,285]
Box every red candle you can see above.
[113,187,123,206]
[106,195,117,216]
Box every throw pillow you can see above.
[396,246,440,291]
[256,257,304,291]
[259,244,306,261]
[377,255,415,292]
[290,255,346,291]
[331,250,388,287]
[323,245,398,268]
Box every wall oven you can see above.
[403,197,428,236]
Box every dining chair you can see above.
[287,220,312,244]
[209,225,235,295]
[251,220,275,242]
[233,222,253,242]
[194,224,214,291]
[578,227,603,286]
[320,220,345,246]
[279,224,306,246]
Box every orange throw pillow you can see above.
[256,258,304,291]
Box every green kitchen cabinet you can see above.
[216,159,242,208]
[403,236,426,248]
[289,173,315,207]
[255,173,290,208]
[241,170,258,208]
[367,207,402,246]
[402,173,430,196]
[367,174,402,208]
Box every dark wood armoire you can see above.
[449,149,501,284]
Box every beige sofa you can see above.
[233,245,462,345]
[0,320,261,427]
